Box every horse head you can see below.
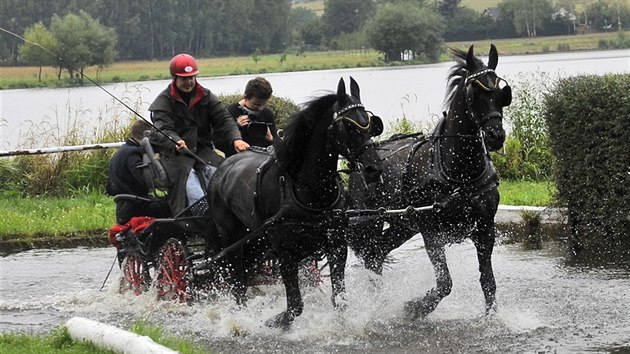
[451,44,511,151]
[332,77,383,183]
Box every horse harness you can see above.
[246,101,377,230]
[376,117,498,209]
[248,147,346,231]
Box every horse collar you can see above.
[281,174,344,214]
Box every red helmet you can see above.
[169,53,199,77]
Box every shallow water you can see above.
[1,235,628,353]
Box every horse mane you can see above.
[275,93,337,173]
[444,47,485,109]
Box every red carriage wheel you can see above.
[155,238,192,303]
[119,251,150,296]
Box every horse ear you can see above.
[488,44,498,70]
[466,45,476,68]
[350,76,361,101]
[337,77,347,102]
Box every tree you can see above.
[322,0,376,38]
[498,0,552,37]
[300,18,327,47]
[18,22,59,81]
[252,47,262,66]
[442,7,491,41]
[438,0,462,18]
[49,11,117,80]
[366,2,443,62]
[290,7,318,46]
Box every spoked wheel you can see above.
[300,258,324,288]
[119,251,150,296]
[155,238,192,303]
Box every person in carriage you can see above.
[147,53,249,216]
[224,76,279,155]
[106,119,172,263]
[106,120,171,224]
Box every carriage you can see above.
[109,77,383,328]
[110,45,512,328]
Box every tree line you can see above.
[1,0,627,71]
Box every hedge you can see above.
[544,73,630,257]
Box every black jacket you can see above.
[106,139,170,224]
[106,139,148,196]
[225,103,278,153]
[148,82,242,214]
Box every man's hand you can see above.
[233,139,250,153]
[175,139,188,152]
[265,127,273,142]
[236,115,250,127]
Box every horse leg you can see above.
[264,258,302,330]
[472,227,497,313]
[228,248,248,306]
[326,228,348,309]
[364,221,411,275]
[405,242,452,320]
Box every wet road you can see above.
[1,235,628,353]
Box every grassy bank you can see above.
[295,0,500,15]
[0,180,555,249]
[446,31,629,55]
[0,321,209,354]
[1,31,627,89]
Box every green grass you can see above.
[293,1,500,15]
[0,49,382,89]
[0,191,114,241]
[130,321,209,354]
[498,180,557,207]
[0,180,553,241]
[0,322,211,354]
[461,0,499,12]
[0,327,115,354]
[446,31,629,55]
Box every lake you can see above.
[0,49,628,151]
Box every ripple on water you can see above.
[1,241,629,352]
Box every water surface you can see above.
[1,236,628,353]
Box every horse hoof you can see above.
[264,312,294,330]
[485,301,498,315]
[404,300,428,321]
[332,293,348,311]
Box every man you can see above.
[106,120,171,224]
[225,77,278,155]
[148,53,249,215]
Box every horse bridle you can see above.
[330,102,381,166]
[465,68,509,131]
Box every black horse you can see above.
[207,77,383,329]
[347,45,512,319]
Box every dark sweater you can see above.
[226,103,278,154]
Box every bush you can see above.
[557,43,570,51]
[544,73,630,256]
[491,71,554,181]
